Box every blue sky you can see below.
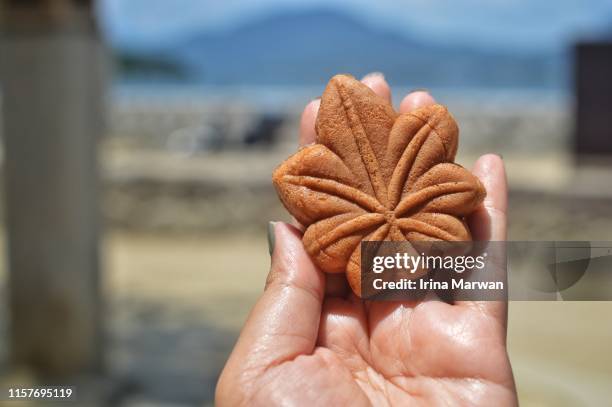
[98,0,612,52]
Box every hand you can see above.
[216,73,518,406]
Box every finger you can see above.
[399,90,436,113]
[317,296,370,362]
[361,72,392,103]
[221,222,324,376]
[458,154,508,328]
[469,154,508,242]
[299,98,321,146]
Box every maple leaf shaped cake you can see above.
[273,74,486,296]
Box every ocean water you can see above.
[112,82,569,113]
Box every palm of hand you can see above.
[217,78,517,407]
[248,298,515,406]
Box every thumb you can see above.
[221,222,325,376]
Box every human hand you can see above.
[216,73,518,406]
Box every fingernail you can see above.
[267,221,276,256]
[493,153,504,160]
[410,88,430,94]
[362,72,385,81]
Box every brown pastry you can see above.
[272,74,486,296]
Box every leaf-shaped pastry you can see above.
[273,74,486,296]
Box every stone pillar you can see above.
[1,0,105,376]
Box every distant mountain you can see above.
[118,8,567,88]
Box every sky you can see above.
[98,0,612,52]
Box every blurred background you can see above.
[1,0,612,405]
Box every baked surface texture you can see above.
[273,74,486,296]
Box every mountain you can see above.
[118,8,567,88]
